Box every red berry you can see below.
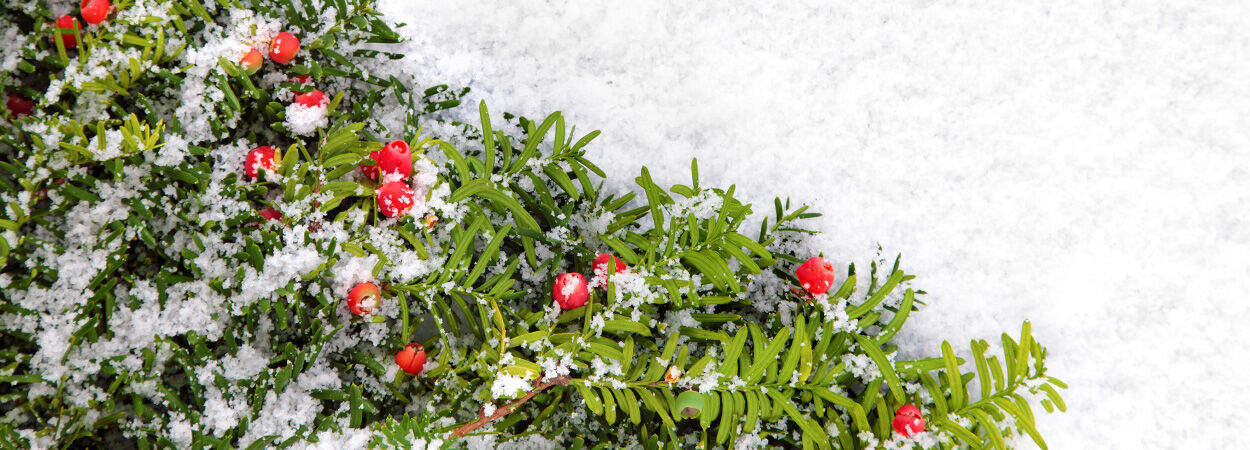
[552,272,589,310]
[258,207,282,222]
[374,139,413,180]
[896,404,922,419]
[892,412,926,437]
[6,93,35,118]
[346,282,381,316]
[375,181,416,218]
[395,343,426,375]
[239,48,263,75]
[269,32,300,64]
[53,15,80,49]
[360,149,383,181]
[293,89,326,108]
[289,75,311,84]
[593,253,627,278]
[244,146,277,180]
[796,256,836,295]
[80,0,110,25]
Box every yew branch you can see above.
[450,375,571,438]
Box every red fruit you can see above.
[395,343,426,375]
[360,149,383,181]
[796,256,836,295]
[593,253,627,278]
[375,181,416,218]
[552,272,589,310]
[346,282,381,316]
[6,93,35,117]
[892,412,926,437]
[244,146,277,179]
[896,404,922,419]
[293,89,326,108]
[240,48,263,75]
[374,139,413,180]
[258,207,282,222]
[80,0,110,25]
[53,15,80,49]
[269,32,300,64]
[289,75,311,84]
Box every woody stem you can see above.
[450,375,571,438]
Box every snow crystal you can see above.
[284,103,329,136]
[0,25,23,72]
[497,434,559,449]
[538,352,574,381]
[239,362,342,446]
[687,367,721,393]
[221,344,267,380]
[201,388,242,436]
[490,373,533,399]
[329,254,380,301]
[842,352,881,382]
[734,433,769,449]
[298,428,376,450]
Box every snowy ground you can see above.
[380,1,1250,448]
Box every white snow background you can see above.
[379,1,1250,448]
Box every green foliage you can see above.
[0,0,1065,449]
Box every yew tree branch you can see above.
[450,375,571,438]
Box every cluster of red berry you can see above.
[344,281,427,376]
[551,253,628,310]
[248,31,329,110]
[242,138,419,223]
[238,30,302,72]
[238,40,422,224]
[365,140,418,218]
[797,257,927,438]
[241,145,285,222]
[50,1,110,50]
[5,2,112,118]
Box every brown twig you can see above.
[450,375,571,438]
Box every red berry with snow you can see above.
[239,48,263,75]
[796,256,836,295]
[552,272,589,310]
[376,139,413,180]
[244,146,277,180]
[80,0,110,25]
[892,410,926,437]
[6,93,35,118]
[269,32,300,64]
[53,15,80,49]
[289,75,311,84]
[257,208,282,222]
[395,343,426,375]
[593,253,626,278]
[293,89,326,108]
[375,181,416,218]
[346,282,381,316]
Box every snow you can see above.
[490,373,533,399]
[285,103,329,136]
[380,1,1250,448]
